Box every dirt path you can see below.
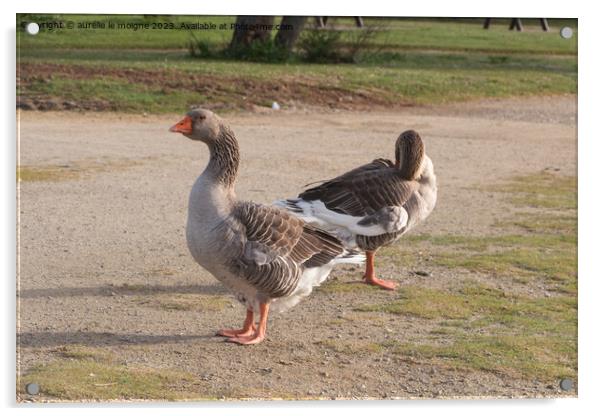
[17,96,577,401]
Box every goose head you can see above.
[394,130,425,180]
[169,108,222,143]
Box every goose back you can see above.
[300,159,419,218]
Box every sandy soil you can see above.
[17,95,577,401]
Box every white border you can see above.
[3,0,600,414]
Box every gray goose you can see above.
[169,109,363,345]
[276,130,437,290]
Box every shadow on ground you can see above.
[19,283,229,299]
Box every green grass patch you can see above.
[18,47,577,75]
[339,66,575,104]
[358,282,576,380]
[317,280,379,294]
[19,346,199,401]
[378,244,423,268]
[356,286,472,319]
[23,76,204,113]
[433,235,576,288]
[391,334,575,380]
[493,171,577,210]
[390,232,576,292]
[496,213,576,235]
[360,18,577,55]
[357,282,576,331]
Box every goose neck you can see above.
[204,125,240,188]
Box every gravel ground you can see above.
[17,95,577,401]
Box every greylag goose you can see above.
[169,109,363,345]
[276,130,437,290]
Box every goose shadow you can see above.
[18,330,218,349]
[18,283,229,299]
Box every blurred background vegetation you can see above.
[17,15,577,113]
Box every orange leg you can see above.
[363,251,398,290]
[228,302,270,345]
[216,308,256,338]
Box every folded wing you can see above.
[230,202,347,298]
[289,159,418,236]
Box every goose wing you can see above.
[230,202,345,297]
[300,159,416,216]
[295,159,418,236]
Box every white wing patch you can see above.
[275,199,408,237]
[270,248,364,313]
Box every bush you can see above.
[297,26,382,63]
[187,25,382,64]
[188,36,290,63]
[297,29,345,63]
[224,39,289,62]
[188,38,216,59]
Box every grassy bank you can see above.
[17,15,577,113]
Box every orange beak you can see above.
[169,116,193,134]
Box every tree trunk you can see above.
[229,16,275,50]
[275,16,307,53]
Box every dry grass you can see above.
[17,159,144,182]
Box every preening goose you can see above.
[169,109,363,345]
[276,130,437,290]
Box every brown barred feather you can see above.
[232,202,346,298]
[299,161,418,218]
